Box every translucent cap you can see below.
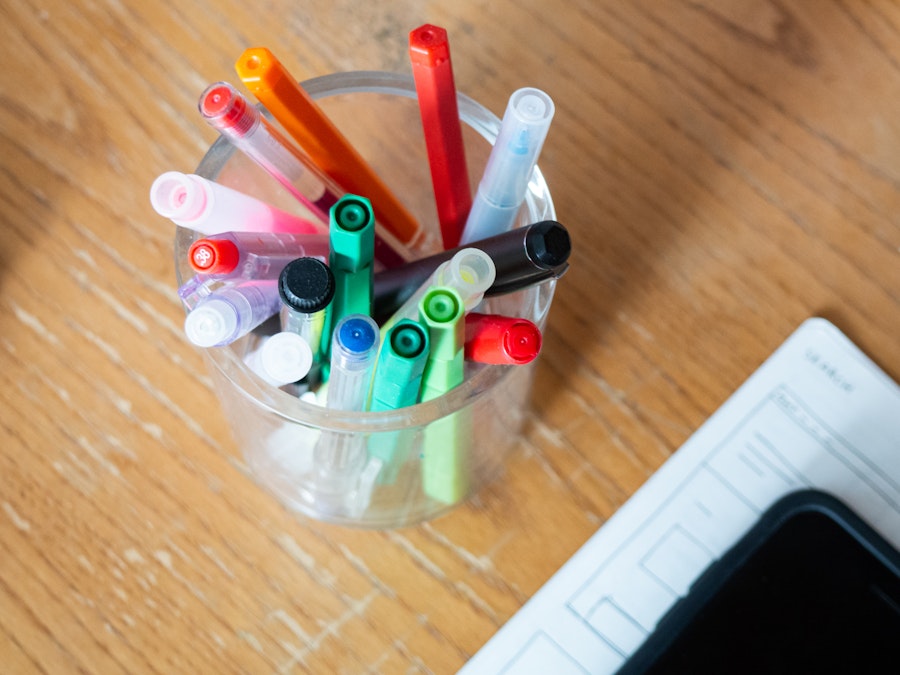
[480,87,555,207]
[199,82,259,137]
[150,171,209,222]
[436,248,496,309]
[184,299,238,347]
[259,332,314,385]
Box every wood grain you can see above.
[1,0,898,672]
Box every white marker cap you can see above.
[184,298,238,347]
[258,332,313,385]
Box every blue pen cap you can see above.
[338,315,378,355]
[327,314,380,411]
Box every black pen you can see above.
[372,220,571,324]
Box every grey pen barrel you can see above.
[372,220,571,324]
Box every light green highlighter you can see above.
[418,286,470,504]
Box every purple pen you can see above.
[187,231,330,281]
[184,279,282,347]
[150,171,326,236]
[178,274,223,311]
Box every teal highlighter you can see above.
[417,286,470,504]
[368,319,431,483]
[323,194,375,359]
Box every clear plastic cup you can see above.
[174,71,556,528]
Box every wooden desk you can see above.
[2,1,897,672]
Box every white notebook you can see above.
[461,318,900,674]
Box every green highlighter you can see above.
[368,319,431,483]
[418,286,470,504]
[324,194,375,359]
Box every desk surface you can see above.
[1,1,898,672]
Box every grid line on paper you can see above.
[747,433,807,487]
[639,525,715,596]
[498,631,591,675]
[584,597,648,655]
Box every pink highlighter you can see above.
[150,171,326,236]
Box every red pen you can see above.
[409,24,472,250]
[464,313,542,365]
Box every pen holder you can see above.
[174,71,556,528]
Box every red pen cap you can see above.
[199,82,256,137]
[465,313,542,365]
[409,24,450,67]
[188,238,240,275]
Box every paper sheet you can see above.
[461,318,900,674]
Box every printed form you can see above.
[461,318,900,674]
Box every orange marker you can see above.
[235,47,422,246]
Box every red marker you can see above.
[464,313,542,365]
[409,24,472,250]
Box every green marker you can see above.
[418,286,470,504]
[324,194,375,358]
[368,320,431,483]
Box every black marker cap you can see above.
[525,220,571,269]
[278,257,335,314]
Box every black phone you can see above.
[618,489,900,674]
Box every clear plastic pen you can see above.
[278,257,335,370]
[183,279,281,347]
[177,274,229,311]
[460,87,555,244]
[187,231,330,281]
[199,81,339,221]
[314,315,381,515]
[325,314,380,411]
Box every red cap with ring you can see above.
[188,238,240,275]
[502,320,542,364]
[199,82,257,137]
[464,313,542,365]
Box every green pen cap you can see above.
[391,321,426,358]
[329,194,375,273]
[418,286,465,403]
[418,286,464,362]
[370,320,430,411]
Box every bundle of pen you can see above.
[154,26,571,522]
